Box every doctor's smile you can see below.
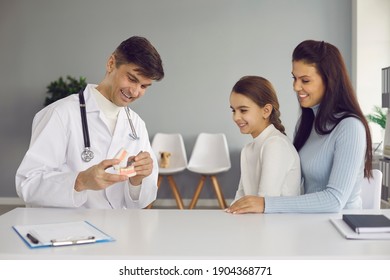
[120,88,133,100]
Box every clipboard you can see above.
[13,221,115,248]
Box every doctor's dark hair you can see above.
[232,76,286,135]
[292,40,372,178]
[113,36,164,81]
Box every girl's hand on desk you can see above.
[226,196,265,214]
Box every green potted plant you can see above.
[366,105,387,129]
[366,105,387,152]
[44,76,87,106]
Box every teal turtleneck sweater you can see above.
[264,105,366,213]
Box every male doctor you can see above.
[16,36,164,209]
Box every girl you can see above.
[229,76,301,207]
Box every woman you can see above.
[227,40,372,213]
[229,76,301,204]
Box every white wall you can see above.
[353,0,390,145]
[0,0,352,200]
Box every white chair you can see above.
[187,133,231,209]
[148,133,187,209]
[360,169,382,210]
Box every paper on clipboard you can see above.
[13,221,114,248]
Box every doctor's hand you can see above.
[74,159,128,192]
[225,195,265,214]
[127,151,153,186]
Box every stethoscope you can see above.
[78,89,139,162]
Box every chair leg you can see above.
[146,175,164,209]
[167,175,184,209]
[210,175,227,209]
[189,175,206,209]
[157,175,163,187]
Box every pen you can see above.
[51,236,95,246]
[26,233,39,244]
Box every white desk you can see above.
[0,208,389,260]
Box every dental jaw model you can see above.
[118,166,136,177]
[113,148,137,178]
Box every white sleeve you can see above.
[123,120,158,208]
[16,107,87,207]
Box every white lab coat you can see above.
[16,84,158,209]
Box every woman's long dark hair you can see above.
[232,76,286,135]
[292,40,372,178]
